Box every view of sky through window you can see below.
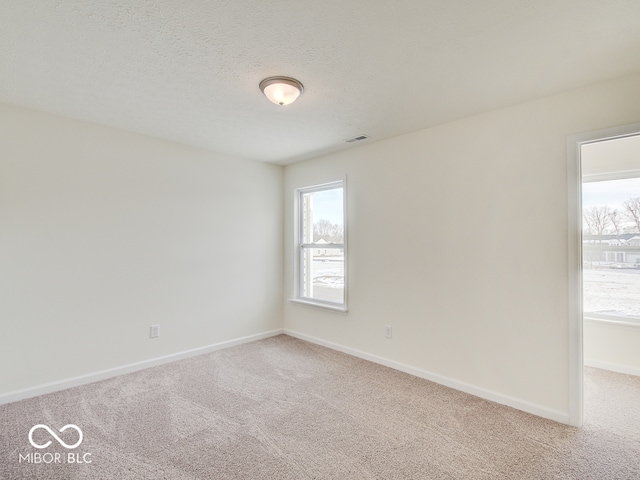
[311,188,343,226]
[582,177,640,210]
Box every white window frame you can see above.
[291,179,347,313]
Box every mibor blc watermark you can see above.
[19,424,92,465]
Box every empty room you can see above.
[1,1,640,479]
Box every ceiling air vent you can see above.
[344,135,369,143]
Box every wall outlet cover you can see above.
[150,325,160,338]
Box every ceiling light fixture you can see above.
[259,76,304,106]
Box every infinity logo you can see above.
[28,424,83,450]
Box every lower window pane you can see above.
[302,247,344,303]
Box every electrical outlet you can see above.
[384,325,392,339]
[150,325,160,338]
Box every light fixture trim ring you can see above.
[259,76,304,95]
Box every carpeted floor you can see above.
[1,334,639,479]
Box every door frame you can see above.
[567,122,640,427]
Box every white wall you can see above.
[283,72,640,421]
[584,321,640,375]
[0,104,283,396]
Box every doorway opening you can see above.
[568,124,640,427]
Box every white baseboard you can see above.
[284,329,570,425]
[0,329,284,406]
[585,358,640,377]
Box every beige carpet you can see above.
[1,334,639,479]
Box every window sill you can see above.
[584,316,640,330]
[289,298,348,314]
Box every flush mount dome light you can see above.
[259,76,304,106]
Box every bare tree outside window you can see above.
[313,218,344,243]
[608,209,624,239]
[583,206,611,240]
[623,197,640,233]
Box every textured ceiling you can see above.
[2,1,640,165]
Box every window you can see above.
[582,134,640,326]
[294,180,346,311]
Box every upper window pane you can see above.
[301,187,343,244]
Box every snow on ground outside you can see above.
[583,267,640,318]
[311,256,344,288]
[310,256,344,303]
